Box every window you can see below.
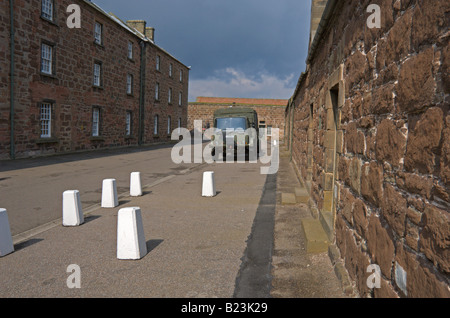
[92,108,100,137]
[169,63,173,77]
[267,125,273,136]
[40,103,52,138]
[167,116,171,135]
[94,22,103,45]
[93,62,102,87]
[126,111,132,136]
[127,41,133,60]
[168,88,172,104]
[154,115,159,135]
[178,118,182,134]
[41,43,53,75]
[41,0,54,21]
[180,69,183,82]
[127,74,133,95]
[156,55,160,71]
[179,92,182,106]
[155,82,160,101]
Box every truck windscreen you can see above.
[216,117,247,130]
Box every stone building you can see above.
[188,97,288,140]
[1,0,189,159]
[285,0,449,297]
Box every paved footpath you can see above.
[0,145,348,298]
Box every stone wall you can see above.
[286,0,449,297]
[1,0,189,159]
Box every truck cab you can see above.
[211,107,259,159]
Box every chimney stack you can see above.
[146,27,155,41]
[126,20,147,36]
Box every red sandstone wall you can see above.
[288,0,449,298]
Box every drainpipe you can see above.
[138,40,146,146]
[9,0,15,159]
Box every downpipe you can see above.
[9,0,15,159]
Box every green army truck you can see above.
[210,107,259,159]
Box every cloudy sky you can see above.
[93,0,312,102]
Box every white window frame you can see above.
[94,22,103,45]
[127,74,133,95]
[126,111,132,136]
[156,55,160,71]
[179,92,182,106]
[178,118,182,134]
[40,103,52,138]
[41,0,54,21]
[167,116,171,135]
[155,82,160,101]
[127,41,133,60]
[180,69,183,82]
[41,43,53,75]
[93,62,102,87]
[169,63,173,77]
[168,88,172,104]
[154,115,159,135]
[92,108,100,137]
[267,125,272,136]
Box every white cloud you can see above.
[189,68,295,102]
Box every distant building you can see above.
[188,97,288,140]
[1,0,189,159]
[285,0,449,297]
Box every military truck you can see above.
[210,107,259,159]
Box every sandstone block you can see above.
[404,107,444,174]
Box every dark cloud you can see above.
[92,0,311,100]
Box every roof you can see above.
[195,97,289,106]
[83,0,189,69]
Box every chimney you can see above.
[126,20,147,35]
[146,27,155,41]
[309,0,327,48]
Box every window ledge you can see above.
[92,85,104,90]
[36,137,59,144]
[40,16,59,27]
[40,72,57,79]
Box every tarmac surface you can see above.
[0,144,347,299]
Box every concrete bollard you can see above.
[202,171,216,197]
[130,172,143,197]
[63,190,84,226]
[117,207,147,260]
[102,179,118,208]
[0,208,14,257]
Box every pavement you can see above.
[0,143,348,298]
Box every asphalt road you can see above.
[0,143,273,298]
[0,144,196,237]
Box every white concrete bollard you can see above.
[101,179,118,208]
[117,207,147,260]
[63,190,84,226]
[130,172,143,197]
[0,208,14,257]
[202,171,216,197]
